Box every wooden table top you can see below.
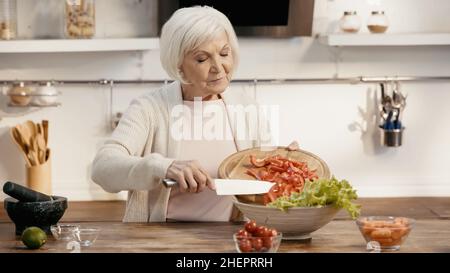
[1,198,449,253]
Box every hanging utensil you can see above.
[391,81,402,109]
[383,110,394,130]
[381,82,392,113]
[381,82,390,104]
[393,81,406,129]
[380,82,385,103]
[392,81,398,106]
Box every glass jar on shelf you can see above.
[65,0,95,39]
[367,11,389,33]
[7,82,32,106]
[339,11,361,33]
[32,81,59,106]
[0,0,17,40]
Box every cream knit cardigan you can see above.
[91,81,270,222]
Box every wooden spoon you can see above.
[11,127,24,151]
[45,148,50,162]
[16,124,34,164]
[42,120,49,146]
[10,127,32,166]
[36,133,46,163]
[24,120,37,139]
[31,137,42,165]
[28,150,38,166]
[37,123,42,135]
[15,126,32,156]
[16,124,31,149]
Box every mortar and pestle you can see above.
[3,181,67,235]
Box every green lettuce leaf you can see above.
[267,177,361,219]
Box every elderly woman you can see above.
[91,6,298,222]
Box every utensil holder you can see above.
[380,127,404,147]
[26,155,52,195]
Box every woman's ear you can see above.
[178,67,185,80]
[178,68,191,84]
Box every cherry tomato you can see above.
[255,226,268,237]
[238,238,253,253]
[262,228,272,237]
[251,238,263,251]
[262,237,273,249]
[244,220,257,234]
[267,228,278,237]
[236,229,250,238]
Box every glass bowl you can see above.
[233,233,282,253]
[72,228,100,247]
[50,224,80,241]
[356,216,415,251]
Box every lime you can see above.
[21,227,47,249]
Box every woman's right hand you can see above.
[165,160,215,193]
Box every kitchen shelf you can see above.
[319,33,450,46]
[0,38,159,53]
[8,102,61,107]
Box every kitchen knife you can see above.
[162,178,274,195]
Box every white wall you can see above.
[1,0,450,200]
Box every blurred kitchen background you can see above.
[1,0,449,201]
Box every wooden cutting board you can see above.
[218,146,331,204]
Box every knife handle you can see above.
[162,178,178,188]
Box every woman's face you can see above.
[180,31,234,100]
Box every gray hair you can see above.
[159,6,239,83]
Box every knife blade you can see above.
[162,178,274,195]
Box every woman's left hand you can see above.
[287,140,300,151]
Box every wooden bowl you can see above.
[218,146,331,204]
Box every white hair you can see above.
[159,6,239,83]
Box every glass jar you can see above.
[65,0,95,39]
[0,0,17,40]
[367,11,389,33]
[32,0,65,39]
[32,81,59,106]
[8,82,32,106]
[339,11,361,33]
